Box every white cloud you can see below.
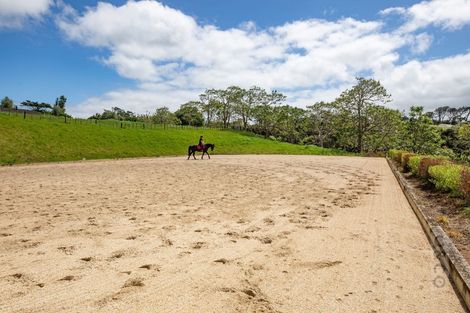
[410,32,433,54]
[378,52,470,111]
[68,83,198,117]
[0,0,52,28]
[58,0,470,117]
[381,0,470,32]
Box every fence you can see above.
[0,108,232,131]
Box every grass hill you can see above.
[0,113,351,165]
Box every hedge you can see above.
[461,168,470,201]
[389,150,469,201]
[428,164,463,195]
[418,156,449,179]
[389,150,406,163]
[401,152,416,171]
[408,155,423,176]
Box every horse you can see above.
[187,143,215,160]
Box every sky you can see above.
[1,0,470,117]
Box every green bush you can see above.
[428,164,463,195]
[418,156,449,178]
[408,155,423,176]
[389,149,406,163]
[401,152,416,171]
[461,168,470,201]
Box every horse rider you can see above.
[198,135,205,151]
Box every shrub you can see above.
[401,153,416,172]
[461,168,470,201]
[418,156,448,179]
[428,164,463,195]
[435,215,449,225]
[408,155,423,176]
[388,149,406,163]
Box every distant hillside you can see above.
[0,113,351,165]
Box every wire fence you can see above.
[0,108,231,131]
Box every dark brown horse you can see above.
[187,143,215,160]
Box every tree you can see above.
[216,86,243,128]
[88,107,137,121]
[21,100,52,112]
[433,106,450,124]
[252,103,276,138]
[362,106,404,152]
[234,86,268,130]
[199,89,221,126]
[1,96,13,109]
[306,102,341,148]
[273,105,307,143]
[152,107,180,125]
[52,95,67,116]
[175,102,204,126]
[404,106,443,154]
[335,77,391,152]
[265,90,286,106]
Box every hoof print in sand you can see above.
[59,275,76,282]
[245,226,261,233]
[122,278,144,288]
[192,241,206,249]
[139,264,159,271]
[214,258,229,264]
[57,246,75,255]
[259,237,273,244]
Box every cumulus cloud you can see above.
[381,0,470,32]
[0,0,52,28]
[378,52,470,110]
[58,0,470,117]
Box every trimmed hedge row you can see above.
[388,149,469,200]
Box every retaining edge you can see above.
[386,157,470,311]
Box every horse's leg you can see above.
[201,151,205,159]
[207,151,210,159]
[193,150,197,160]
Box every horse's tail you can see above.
[188,145,192,156]
[211,144,215,151]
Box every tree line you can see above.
[427,106,470,124]
[2,78,468,160]
[88,77,468,159]
[1,95,69,117]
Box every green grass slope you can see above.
[0,113,351,165]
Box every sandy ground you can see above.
[0,155,466,313]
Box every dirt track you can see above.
[0,155,466,312]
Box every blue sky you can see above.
[1,0,470,117]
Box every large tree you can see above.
[306,102,341,148]
[404,106,443,154]
[273,105,307,143]
[362,106,404,152]
[52,95,67,116]
[199,89,221,126]
[21,100,52,112]
[252,103,276,138]
[335,77,391,152]
[89,107,137,121]
[1,96,13,109]
[175,101,204,126]
[221,86,244,128]
[152,107,180,125]
[233,86,261,130]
